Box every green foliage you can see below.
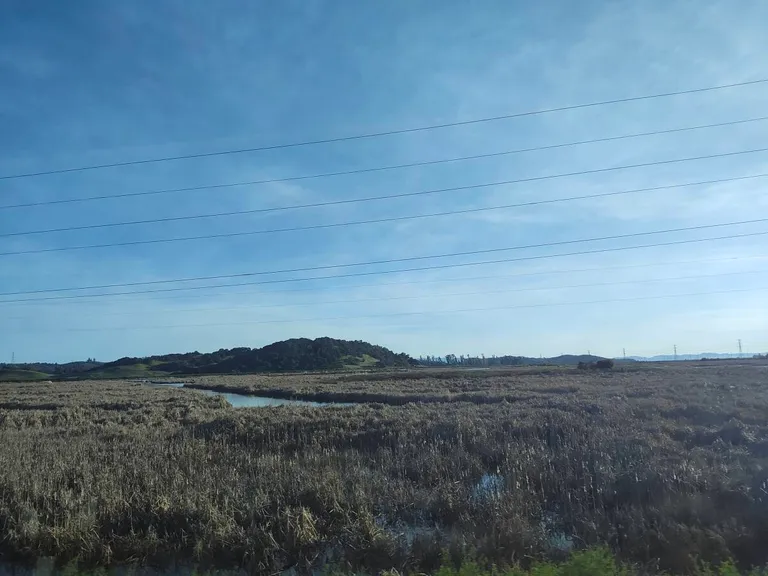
[432,550,754,576]
[559,548,623,576]
[80,363,170,379]
[0,361,104,381]
[527,563,560,576]
[0,368,51,381]
[717,560,741,576]
[694,558,752,576]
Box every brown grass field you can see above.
[1,361,768,574]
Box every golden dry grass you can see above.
[1,361,767,574]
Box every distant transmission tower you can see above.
[674,345,678,361]
[738,339,743,358]
[623,348,626,360]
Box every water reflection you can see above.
[193,388,348,408]
[145,382,352,408]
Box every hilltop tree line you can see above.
[0,360,102,375]
[419,354,533,366]
[417,353,606,367]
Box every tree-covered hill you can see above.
[73,338,412,377]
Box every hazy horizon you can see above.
[5,336,763,366]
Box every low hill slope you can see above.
[88,337,414,377]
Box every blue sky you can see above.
[1,0,767,362]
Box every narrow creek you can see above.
[144,381,353,408]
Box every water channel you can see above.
[145,381,352,408]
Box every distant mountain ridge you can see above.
[546,354,606,365]
[625,352,759,361]
[0,360,103,374]
[418,353,608,367]
[2,351,609,380]
[4,342,761,382]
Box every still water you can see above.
[192,387,346,408]
[145,382,351,408]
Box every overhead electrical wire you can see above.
[2,225,767,304]
[2,115,766,211]
[6,269,763,321]
[3,217,767,294]
[11,254,765,308]
[33,285,768,332]
[3,162,768,239]
[2,77,765,182]
[2,148,767,257]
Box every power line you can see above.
[30,285,768,332]
[2,78,766,182]
[2,225,767,303]
[2,149,767,256]
[4,164,768,241]
[3,115,766,211]
[7,269,762,321]
[14,254,765,308]
[10,255,768,310]
[4,216,766,294]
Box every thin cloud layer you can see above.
[1,0,767,361]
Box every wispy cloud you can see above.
[1,0,767,361]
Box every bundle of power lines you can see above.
[2,78,767,331]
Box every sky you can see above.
[1,0,767,363]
